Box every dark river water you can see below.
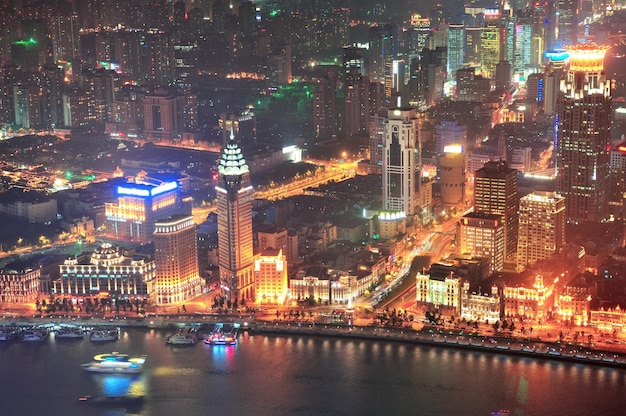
[0,327,625,416]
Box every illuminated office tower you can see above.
[480,23,500,78]
[513,19,533,79]
[474,161,518,260]
[459,212,505,273]
[383,108,421,217]
[368,23,398,83]
[556,45,611,222]
[254,249,288,305]
[464,27,482,67]
[439,145,466,207]
[557,0,579,47]
[216,138,255,302]
[517,191,566,270]
[447,24,465,77]
[409,14,431,57]
[154,214,204,305]
[105,179,187,243]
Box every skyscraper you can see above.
[153,214,204,305]
[556,44,611,222]
[459,212,505,274]
[382,107,421,217]
[517,191,566,270]
[216,138,255,302]
[474,161,518,260]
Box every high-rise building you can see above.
[142,90,185,141]
[474,161,518,260]
[459,212,505,274]
[254,249,288,305]
[439,145,466,207]
[382,107,421,217]
[105,179,188,243]
[344,71,370,137]
[216,138,255,302]
[556,44,611,222]
[153,214,204,305]
[368,23,397,83]
[480,23,500,78]
[517,191,566,270]
[609,141,626,218]
[313,69,340,140]
[418,46,446,107]
[447,24,465,77]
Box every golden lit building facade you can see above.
[56,243,156,301]
[517,191,566,271]
[458,212,505,274]
[480,23,500,78]
[590,306,626,333]
[153,215,204,305]
[0,266,40,304]
[415,272,461,313]
[503,274,555,320]
[460,283,500,323]
[255,249,288,305]
[217,138,255,302]
[474,161,518,260]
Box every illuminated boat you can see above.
[81,352,147,374]
[204,323,238,345]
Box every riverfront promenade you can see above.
[3,308,626,369]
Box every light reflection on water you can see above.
[0,328,625,416]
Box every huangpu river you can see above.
[0,327,625,416]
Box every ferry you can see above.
[89,328,119,342]
[21,327,49,342]
[81,352,147,374]
[166,327,199,345]
[204,323,239,345]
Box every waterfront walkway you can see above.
[3,310,626,368]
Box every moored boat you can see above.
[166,327,198,345]
[21,327,49,342]
[55,325,85,339]
[89,328,119,342]
[0,326,20,341]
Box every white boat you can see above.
[81,352,147,374]
[166,328,198,345]
[89,328,119,342]
[21,328,48,342]
[55,326,85,339]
